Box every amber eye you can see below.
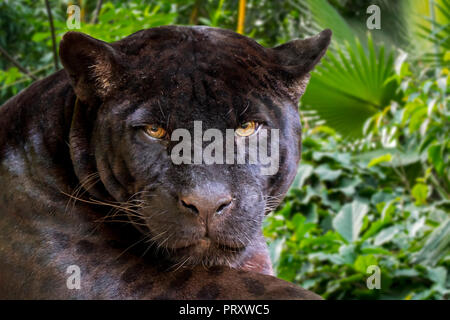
[235,121,259,137]
[144,124,167,139]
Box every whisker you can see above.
[115,233,153,260]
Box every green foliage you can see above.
[0,0,55,103]
[416,0,450,67]
[266,59,449,299]
[32,2,178,44]
[303,0,358,49]
[301,35,400,138]
[265,130,449,299]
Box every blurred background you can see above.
[0,0,448,299]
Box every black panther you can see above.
[0,25,331,299]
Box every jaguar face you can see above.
[60,26,331,267]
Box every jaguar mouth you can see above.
[169,237,246,254]
[165,238,246,267]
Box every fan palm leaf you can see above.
[301,36,400,139]
[303,0,357,50]
[416,0,450,67]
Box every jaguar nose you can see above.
[180,191,233,219]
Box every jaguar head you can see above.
[60,26,331,267]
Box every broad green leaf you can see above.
[368,153,393,168]
[277,202,292,218]
[305,204,319,223]
[338,244,357,265]
[31,32,49,42]
[412,218,450,266]
[332,201,369,242]
[374,225,402,245]
[381,199,398,220]
[426,267,447,287]
[314,164,342,181]
[354,254,378,273]
[338,177,362,197]
[409,107,428,133]
[304,0,357,49]
[291,163,314,189]
[411,183,428,205]
[361,219,389,242]
[291,214,315,240]
[408,217,426,238]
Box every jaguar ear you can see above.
[59,31,123,102]
[272,29,332,100]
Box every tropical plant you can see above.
[267,51,449,299]
[416,0,450,68]
[301,36,400,139]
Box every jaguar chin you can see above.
[131,180,267,268]
[167,238,248,268]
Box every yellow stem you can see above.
[237,0,246,34]
[80,0,85,22]
[189,1,199,25]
